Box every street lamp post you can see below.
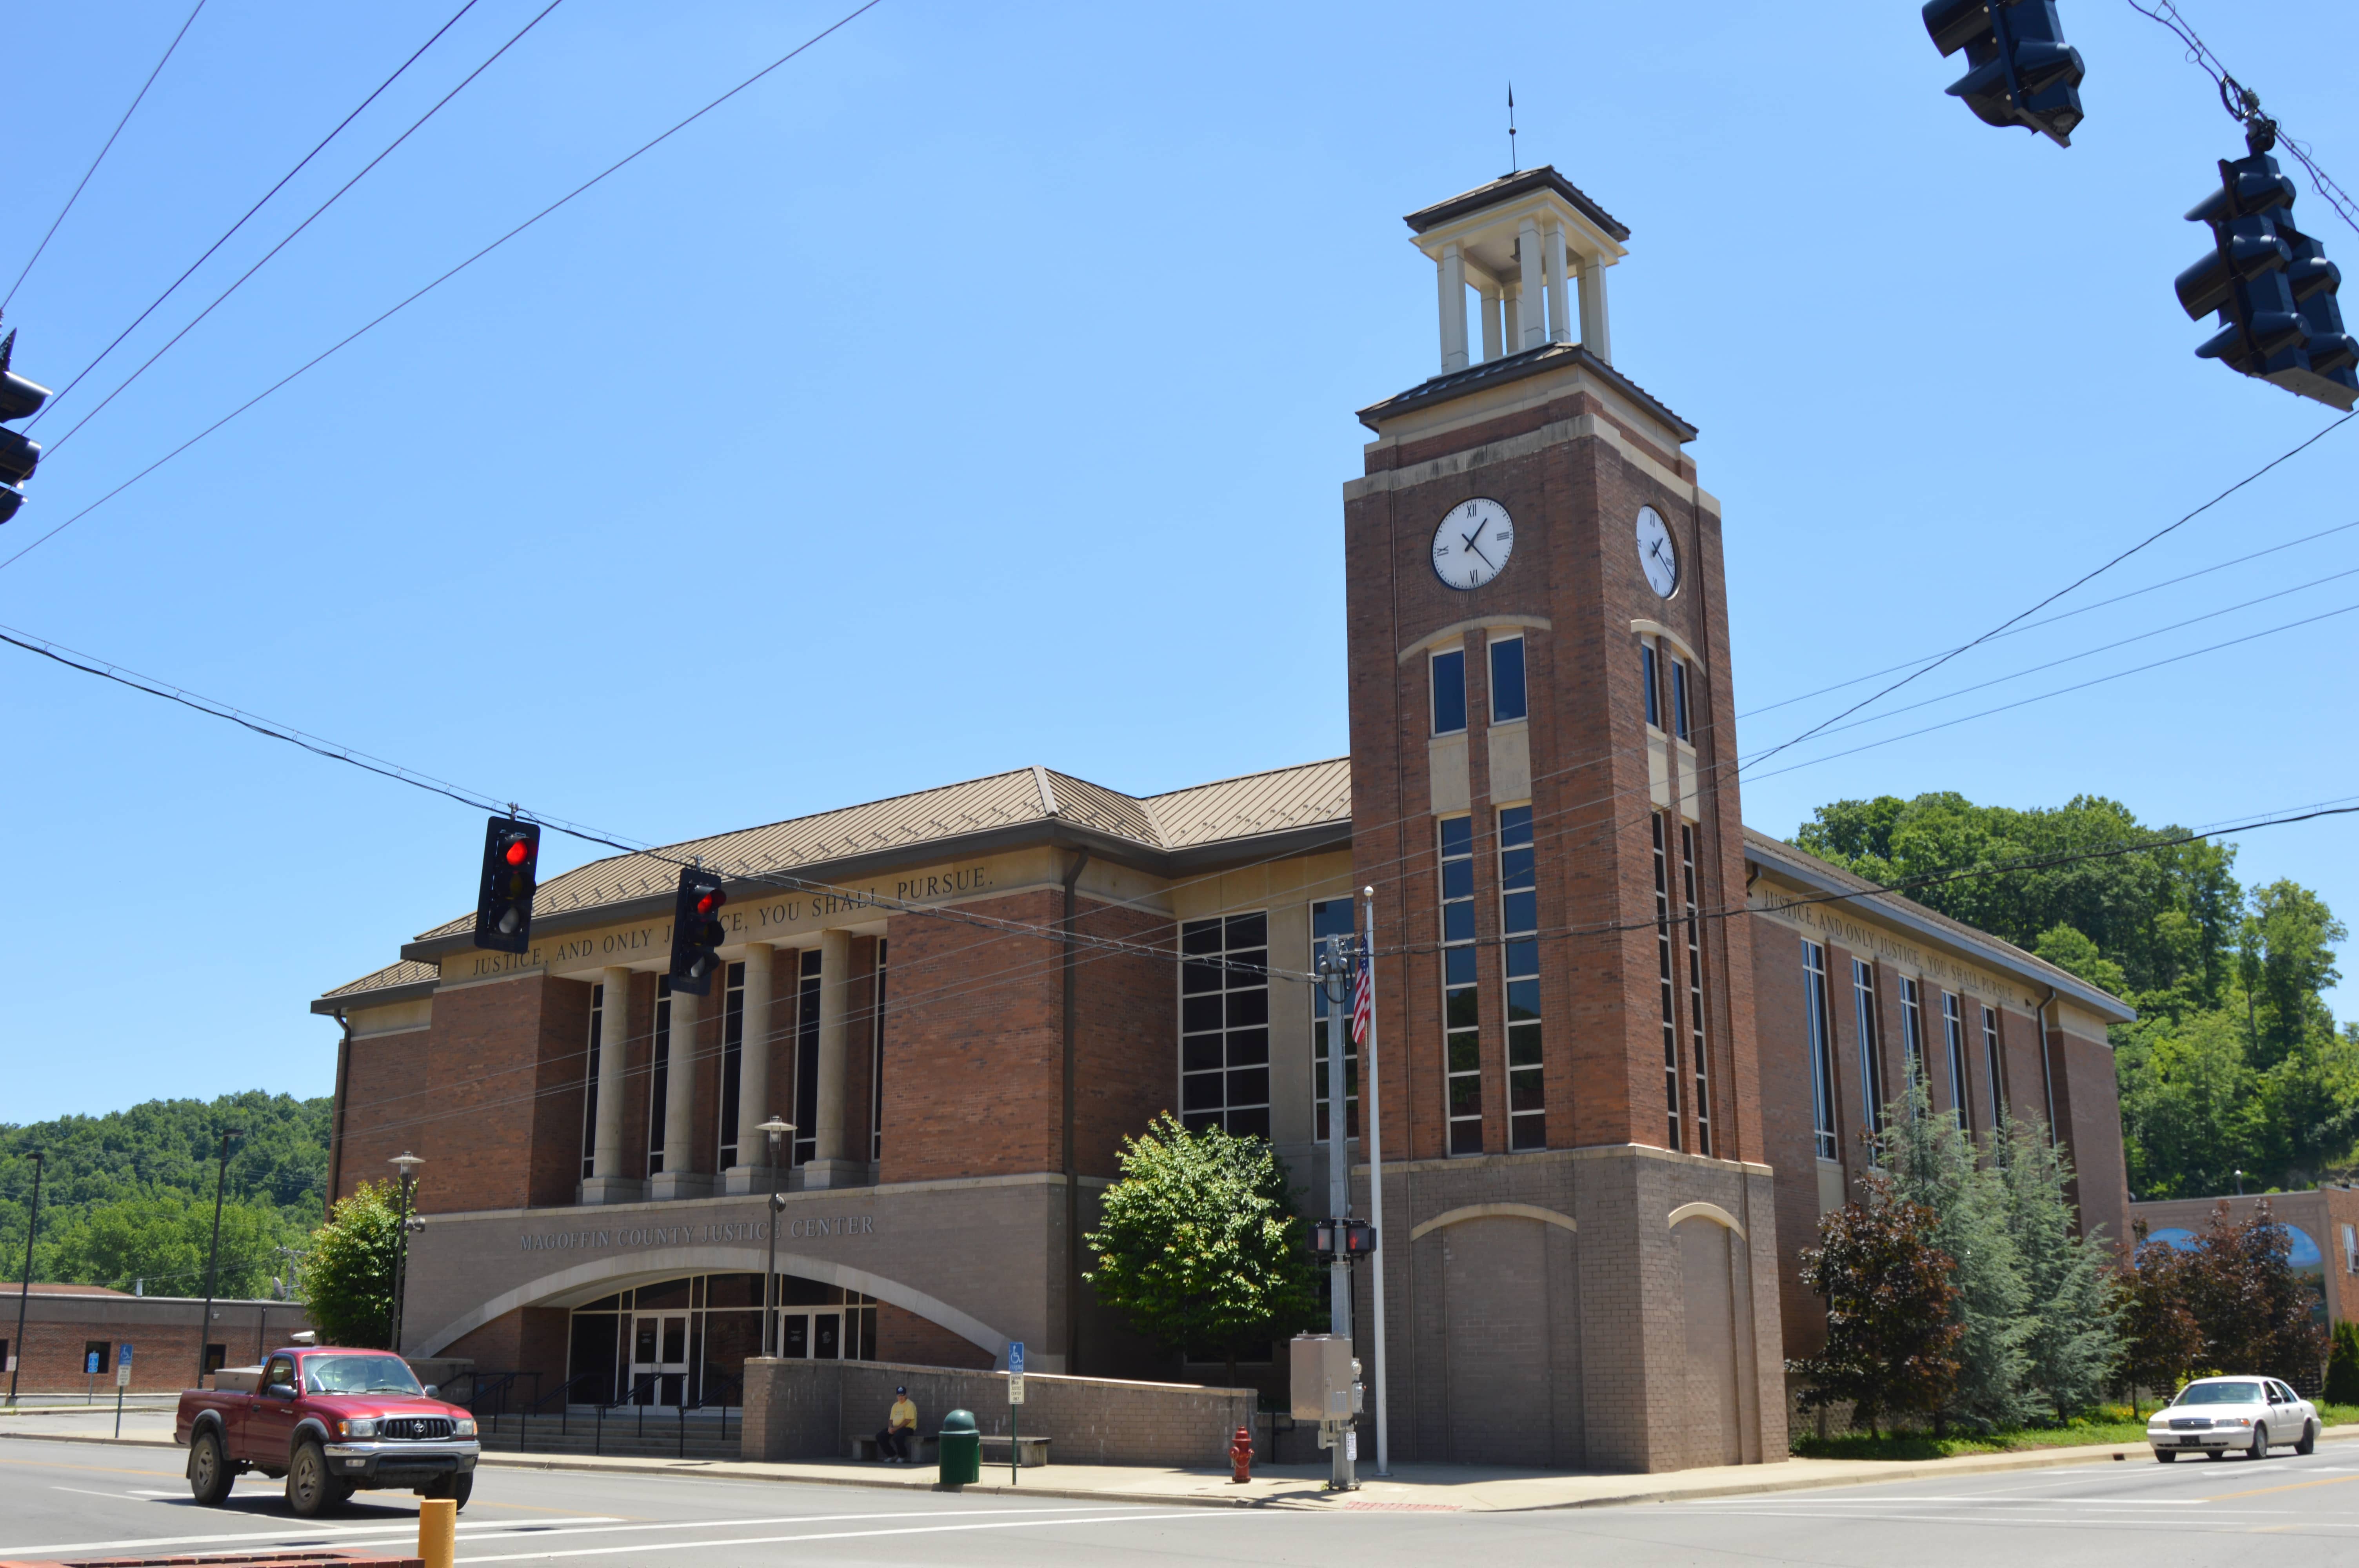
[756,1119,794,1356]
[388,1153,424,1355]
[2234,1168,2246,1197]
[8,1150,44,1408]
[1311,935,1359,1492]
[194,1130,244,1388]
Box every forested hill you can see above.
[0,1091,331,1298]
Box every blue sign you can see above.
[120,1343,132,1365]
[86,1351,100,1374]
[1008,1342,1025,1376]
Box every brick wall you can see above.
[876,1302,994,1370]
[742,1356,1252,1466]
[0,1295,314,1393]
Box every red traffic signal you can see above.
[471,816,542,954]
[667,867,730,996]
[503,837,531,867]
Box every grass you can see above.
[1789,1401,2359,1462]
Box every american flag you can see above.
[1349,951,1373,1046]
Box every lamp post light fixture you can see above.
[756,1118,794,1356]
[8,1149,44,1408]
[388,1153,424,1356]
[2234,1168,2246,1197]
[194,1130,244,1388]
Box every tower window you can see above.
[1680,822,1710,1158]
[1981,1003,2005,1128]
[718,962,745,1171]
[1853,960,1885,1143]
[581,982,604,1181]
[1652,813,1680,1150]
[1438,816,1482,1155]
[1431,648,1467,736]
[1498,806,1543,1150]
[647,976,673,1176]
[1179,912,1271,1140]
[1670,657,1692,741]
[793,949,821,1165]
[1489,636,1527,723]
[1942,991,1969,1131]
[1310,899,1359,1140]
[1802,941,1836,1161]
[1642,641,1661,730]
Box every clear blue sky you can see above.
[6,1,2355,1122]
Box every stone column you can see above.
[581,967,643,1204]
[803,927,860,1188]
[651,984,712,1199]
[725,944,776,1194]
[1437,241,1469,372]
[1517,215,1546,350]
[1579,256,1612,363]
[1479,284,1503,362]
[1545,225,1571,344]
[1501,285,1522,356]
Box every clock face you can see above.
[1635,506,1678,598]
[1431,498,1514,590]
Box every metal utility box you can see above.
[1290,1334,1358,1422]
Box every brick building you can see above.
[314,169,2131,1472]
[2,1285,314,1395]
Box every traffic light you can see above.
[0,332,52,526]
[667,866,729,995]
[1922,0,2085,148]
[1311,1218,1378,1258]
[471,816,542,953]
[2176,141,2359,410]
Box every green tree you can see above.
[45,1191,300,1299]
[2184,1199,2331,1388]
[1082,1114,1322,1384]
[2325,1319,2359,1405]
[1999,1120,2119,1420]
[2241,881,2344,1070]
[2115,1229,2204,1414]
[2113,1009,2261,1200]
[303,1180,402,1349]
[1792,1173,1963,1437]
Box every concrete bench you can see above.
[849,1433,938,1463]
[977,1434,1051,1468]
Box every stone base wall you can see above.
[742,1356,1252,1467]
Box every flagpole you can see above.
[1361,885,1390,1477]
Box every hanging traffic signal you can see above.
[667,866,729,995]
[1921,0,2085,148]
[2176,136,2359,411]
[471,816,542,953]
[0,332,52,526]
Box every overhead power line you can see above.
[3,0,208,313]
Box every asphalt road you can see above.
[6,1437,2359,1564]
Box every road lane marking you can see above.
[456,1510,1228,1563]
[49,1486,151,1501]
[2201,1472,2359,1503]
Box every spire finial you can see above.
[1507,84,1518,173]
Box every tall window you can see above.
[1489,636,1527,723]
[1641,641,1661,729]
[1981,1004,2004,1128]
[1852,959,1885,1141]
[1431,648,1467,735]
[1499,806,1545,1150]
[1180,913,1271,1138]
[1898,976,1925,1101]
[718,962,745,1171]
[1311,899,1359,1140]
[871,940,888,1163]
[1652,813,1681,1150]
[581,982,605,1180]
[1680,822,1710,1158]
[1439,816,1482,1155]
[647,976,674,1175]
[792,950,821,1165]
[1941,992,1969,1131]
[1802,941,1836,1160]
[1670,656,1692,741]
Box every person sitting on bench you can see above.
[877,1386,918,1463]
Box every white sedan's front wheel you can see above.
[2248,1423,2269,1461]
[2154,1447,2177,1463]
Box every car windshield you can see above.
[302,1354,423,1396]
[2175,1381,2264,1406]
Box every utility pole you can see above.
[8,1151,44,1407]
[1312,938,1361,1491]
[194,1131,242,1387]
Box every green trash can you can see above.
[937,1408,980,1488]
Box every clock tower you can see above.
[1344,168,1785,1471]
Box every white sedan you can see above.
[2147,1376,2319,1461]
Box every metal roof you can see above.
[1402,165,1630,243]
[1354,341,1696,440]
[320,959,440,1000]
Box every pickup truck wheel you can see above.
[2298,1421,2318,1456]
[449,1474,473,1511]
[2248,1423,2269,1461]
[187,1428,234,1506]
[285,1441,336,1517]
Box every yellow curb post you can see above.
[419,1497,457,1568]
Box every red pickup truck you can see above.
[176,1346,481,1517]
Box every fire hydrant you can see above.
[1229,1425,1254,1483]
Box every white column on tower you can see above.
[1517,216,1547,350]
[1437,241,1469,373]
[1545,225,1571,345]
[1479,283,1503,361]
[1579,255,1613,363]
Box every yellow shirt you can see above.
[889,1397,917,1431]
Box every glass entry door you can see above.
[630,1312,690,1406]
[778,1310,842,1360]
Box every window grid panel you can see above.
[1311,899,1359,1142]
[1489,636,1527,724]
[1431,648,1467,736]
[1178,912,1271,1141]
[1642,641,1661,730]
[1679,822,1710,1158]
[1499,805,1544,1151]
[718,962,745,1171]
[1942,992,1969,1131]
[871,940,887,1163]
[793,950,821,1165]
[581,983,604,1180]
[1899,976,1925,1107]
[1652,813,1681,1151]
[1671,657,1691,741]
[647,977,673,1176]
[1852,960,1885,1141]
[1981,1004,2005,1128]
[1802,942,1837,1160]
[1439,816,1483,1156]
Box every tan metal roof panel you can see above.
[1145,757,1351,849]
[321,959,440,999]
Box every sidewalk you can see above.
[11,1412,2352,1512]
